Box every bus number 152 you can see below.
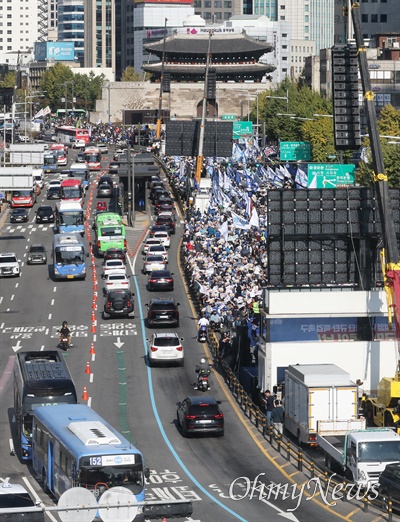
[90,457,102,466]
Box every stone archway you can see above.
[196,100,218,118]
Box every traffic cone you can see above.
[91,322,96,333]
[91,310,96,322]
[93,281,98,291]
[92,300,96,309]
[90,343,96,355]
[85,361,91,374]
[82,386,88,400]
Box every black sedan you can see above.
[36,205,55,224]
[148,270,174,291]
[10,208,29,223]
[177,396,224,437]
[27,244,47,265]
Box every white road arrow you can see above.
[113,337,124,349]
[12,340,22,352]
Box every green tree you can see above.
[0,71,16,88]
[356,105,400,187]
[38,63,105,112]
[121,66,143,82]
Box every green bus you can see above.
[94,213,126,255]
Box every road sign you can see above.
[222,114,237,121]
[308,163,356,188]
[279,141,311,161]
[233,121,253,137]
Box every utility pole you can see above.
[194,30,212,185]
[156,18,168,140]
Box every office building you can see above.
[57,0,84,65]
[84,0,115,71]
[193,0,242,23]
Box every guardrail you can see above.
[179,243,399,519]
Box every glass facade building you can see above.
[57,0,84,64]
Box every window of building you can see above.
[280,16,285,20]
[305,15,308,22]
[380,14,387,22]
[194,0,201,6]
[282,33,287,38]
[214,0,222,6]
[280,4,285,8]
[362,14,368,22]
[282,44,287,49]
[282,56,287,61]
[224,12,231,19]
[204,0,211,6]
[224,1,231,7]
[7,46,11,50]
[371,14,378,22]
[204,12,212,19]
[215,11,222,19]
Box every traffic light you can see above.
[207,69,217,100]
[162,72,170,93]
[332,44,361,150]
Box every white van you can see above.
[32,167,45,189]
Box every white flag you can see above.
[249,207,259,228]
[219,220,229,242]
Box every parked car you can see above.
[177,396,224,437]
[103,273,130,294]
[148,269,174,291]
[146,298,180,327]
[103,289,134,319]
[10,208,29,223]
[27,244,47,265]
[147,332,184,366]
[36,205,55,224]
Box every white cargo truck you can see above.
[317,428,400,487]
[284,364,364,445]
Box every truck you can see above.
[284,364,364,445]
[316,428,400,487]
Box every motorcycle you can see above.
[196,370,211,392]
[58,332,71,350]
[198,325,208,343]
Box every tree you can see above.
[121,66,143,82]
[37,63,105,112]
[0,71,16,89]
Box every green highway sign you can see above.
[222,114,237,121]
[279,141,311,161]
[233,121,253,137]
[308,163,356,188]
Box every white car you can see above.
[103,259,126,277]
[142,254,167,274]
[147,244,168,262]
[142,238,163,255]
[103,273,130,294]
[47,179,61,189]
[147,332,184,366]
[0,252,20,277]
[72,139,86,149]
[153,231,171,248]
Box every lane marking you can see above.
[89,374,94,383]
[53,287,57,292]
[88,397,92,408]
[48,313,52,320]
[10,295,14,301]
[22,476,58,522]
[15,283,19,288]
[40,345,45,351]
[9,439,14,453]
[51,299,55,306]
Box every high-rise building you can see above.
[84,0,115,70]
[253,0,277,19]
[48,0,58,39]
[193,0,241,23]
[57,0,84,65]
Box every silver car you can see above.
[142,254,167,274]
[97,183,113,198]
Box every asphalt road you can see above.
[0,152,391,522]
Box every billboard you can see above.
[34,42,75,62]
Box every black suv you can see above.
[379,463,400,511]
[104,289,135,319]
[36,205,55,223]
[156,214,175,235]
[146,298,180,327]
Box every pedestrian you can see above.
[271,399,284,434]
[138,198,145,212]
[262,390,274,428]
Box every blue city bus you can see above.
[52,233,88,280]
[13,351,77,461]
[55,201,85,236]
[32,404,147,502]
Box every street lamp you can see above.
[63,81,74,121]
[24,91,47,140]
[265,89,289,113]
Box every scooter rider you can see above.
[195,358,212,389]
[197,315,209,341]
[59,320,71,347]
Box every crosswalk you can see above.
[3,223,53,233]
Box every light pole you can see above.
[266,90,289,113]
[24,91,46,140]
[239,90,260,140]
[64,81,74,121]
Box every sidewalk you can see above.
[123,211,151,259]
